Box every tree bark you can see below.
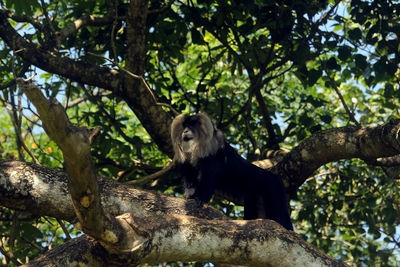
[3,2,400,264]
[255,120,400,194]
[0,160,225,223]
[0,159,346,266]
[5,78,400,264]
[24,217,345,267]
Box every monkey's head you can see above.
[171,112,224,164]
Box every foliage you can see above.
[0,0,399,266]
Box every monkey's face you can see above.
[181,116,201,153]
[171,113,224,164]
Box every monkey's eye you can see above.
[189,116,199,124]
[183,116,199,128]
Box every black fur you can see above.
[172,113,293,230]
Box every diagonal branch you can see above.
[0,10,123,91]
[0,9,173,156]
[324,66,360,126]
[17,79,129,250]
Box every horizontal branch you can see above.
[2,159,345,266]
[266,120,400,192]
[57,14,115,44]
[0,160,225,222]
[25,214,345,266]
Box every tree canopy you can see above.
[0,0,399,266]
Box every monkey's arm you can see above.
[190,157,223,205]
[179,163,198,199]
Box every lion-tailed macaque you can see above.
[171,113,293,230]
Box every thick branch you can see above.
[267,120,400,192]
[123,0,173,156]
[24,214,344,267]
[18,79,123,247]
[0,160,226,222]
[1,159,344,266]
[137,215,344,266]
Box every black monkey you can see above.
[171,113,293,230]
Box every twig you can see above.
[39,0,56,35]
[0,246,22,266]
[0,9,44,31]
[110,6,119,63]
[125,161,174,186]
[324,67,360,127]
[148,0,175,14]
[2,75,40,164]
[56,218,72,240]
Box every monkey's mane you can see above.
[171,113,224,164]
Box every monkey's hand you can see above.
[194,197,205,207]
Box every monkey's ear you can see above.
[198,111,219,129]
[198,111,212,123]
[197,113,212,139]
[171,114,186,137]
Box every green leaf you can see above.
[308,68,322,86]
[338,46,352,61]
[21,224,42,242]
[320,115,332,124]
[326,57,340,70]
[348,28,362,41]
[191,29,204,45]
[354,54,367,69]
[5,0,40,15]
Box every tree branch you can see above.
[0,9,44,31]
[0,9,174,156]
[123,0,174,156]
[324,66,360,126]
[23,215,345,267]
[1,159,345,266]
[0,160,226,222]
[56,15,115,45]
[26,218,345,267]
[18,79,124,248]
[0,10,123,92]
[253,85,278,148]
[266,120,400,193]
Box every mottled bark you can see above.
[0,160,225,222]
[255,120,400,193]
[24,217,345,267]
[1,159,345,266]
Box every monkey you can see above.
[171,112,293,230]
